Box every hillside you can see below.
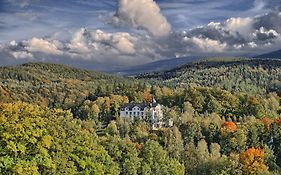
[0,62,138,109]
[255,49,281,59]
[136,58,281,94]
[0,62,120,82]
[112,56,202,75]
[0,61,281,174]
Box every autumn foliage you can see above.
[222,121,237,132]
[275,117,281,124]
[144,90,153,103]
[260,117,272,130]
[135,143,142,151]
[248,96,258,105]
[240,147,268,174]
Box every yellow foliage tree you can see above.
[240,147,268,175]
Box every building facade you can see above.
[120,102,164,130]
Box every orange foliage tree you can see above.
[260,117,272,130]
[135,143,142,151]
[249,96,258,105]
[274,117,281,124]
[221,121,237,132]
[144,90,153,103]
[240,147,268,175]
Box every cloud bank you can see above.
[0,1,281,71]
[114,0,171,37]
[181,10,281,55]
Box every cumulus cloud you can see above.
[27,38,63,55]
[10,51,34,60]
[225,17,254,38]
[110,33,136,54]
[114,0,171,37]
[253,27,279,41]
[69,28,136,55]
[179,10,281,55]
[1,37,63,61]
[1,7,281,70]
[69,28,92,54]
[191,37,227,52]
[1,29,140,63]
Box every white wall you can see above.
[120,104,164,130]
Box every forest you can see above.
[0,59,281,175]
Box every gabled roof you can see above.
[121,103,148,110]
[121,103,160,110]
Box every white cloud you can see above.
[9,40,17,47]
[1,8,281,70]
[69,28,92,54]
[115,0,171,37]
[27,37,63,55]
[225,17,254,38]
[111,33,136,54]
[69,28,136,55]
[10,51,34,60]
[248,42,258,48]
[191,37,227,52]
[182,10,281,54]
[253,27,279,39]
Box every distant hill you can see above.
[0,62,134,109]
[254,49,281,59]
[1,59,281,109]
[0,62,118,82]
[136,58,281,94]
[111,56,203,75]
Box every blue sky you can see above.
[0,0,281,70]
[1,0,279,42]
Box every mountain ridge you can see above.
[254,49,281,59]
[111,56,203,75]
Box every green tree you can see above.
[101,136,141,175]
[0,102,119,175]
[139,140,184,175]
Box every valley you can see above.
[0,58,281,174]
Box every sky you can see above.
[0,0,281,71]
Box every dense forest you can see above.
[0,59,281,174]
[137,58,281,95]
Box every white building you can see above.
[120,102,164,130]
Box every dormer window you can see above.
[125,107,128,111]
